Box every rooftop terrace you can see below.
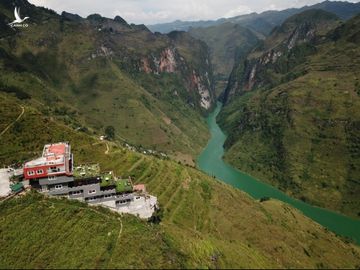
[73,164,100,179]
[24,142,70,168]
[115,179,133,193]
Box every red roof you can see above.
[134,184,146,192]
[45,144,66,156]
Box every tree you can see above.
[105,125,115,140]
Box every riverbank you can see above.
[197,102,360,244]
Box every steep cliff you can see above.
[0,0,215,161]
[218,11,360,218]
[223,9,340,103]
[189,23,259,97]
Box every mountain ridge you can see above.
[148,0,360,34]
[0,0,216,163]
[218,11,360,218]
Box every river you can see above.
[197,102,360,244]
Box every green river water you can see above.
[197,102,360,244]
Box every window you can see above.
[87,197,96,202]
[48,176,56,180]
[36,169,43,174]
[27,170,35,176]
[136,196,140,200]
[89,189,96,194]
[55,184,62,189]
[71,190,82,195]
[117,200,127,205]
[104,194,112,198]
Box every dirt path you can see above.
[105,142,110,155]
[0,105,25,137]
[92,141,110,155]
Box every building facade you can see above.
[22,142,157,218]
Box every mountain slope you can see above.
[218,11,360,218]
[0,0,215,162]
[1,92,360,268]
[223,9,340,102]
[189,23,259,97]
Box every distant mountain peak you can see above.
[114,15,127,25]
[61,11,83,22]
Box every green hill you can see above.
[1,1,360,268]
[219,11,360,218]
[0,0,216,164]
[1,93,360,268]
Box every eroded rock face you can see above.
[225,26,325,100]
[159,48,177,73]
[191,71,211,109]
[242,22,319,91]
[139,46,214,111]
[222,10,339,104]
[89,45,113,60]
[140,47,178,74]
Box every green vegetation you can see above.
[0,193,184,269]
[219,12,360,218]
[0,0,213,162]
[104,126,115,140]
[115,179,133,193]
[1,1,360,268]
[73,164,101,179]
[149,1,360,35]
[1,89,360,268]
[189,23,259,96]
[99,172,115,187]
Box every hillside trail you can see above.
[0,105,25,137]
[105,142,110,154]
[92,141,110,155]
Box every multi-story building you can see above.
[22,142,157,218]
[24,142,73,180]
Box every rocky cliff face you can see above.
[218,12,360,218]
[79,13,215,112]
[139,44,213,110]
[222,9,339,103]
[0,0,215,157]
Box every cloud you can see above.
[27,0,360,24]
[224,5,253,18]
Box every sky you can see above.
[28,0,360,25]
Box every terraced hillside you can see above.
[219,12,360,218]
[0,0,215,162]
[1,91,360,268]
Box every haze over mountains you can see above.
[148,1,360,34]
[1,0,360,268]
[149,1,360,96]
